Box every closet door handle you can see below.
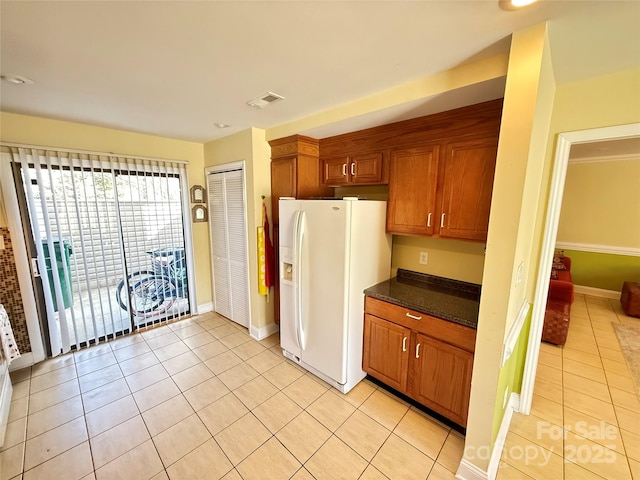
[342,164,347,176]
[427,213,432,227]
[402,336,407,352]
[350,163,356,176]
[441,213,445,228]
[405,312,422,320]
[416,343,421,359]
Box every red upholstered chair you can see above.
[548,256,574,305]
[543,256,574,346]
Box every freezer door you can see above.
[297,200,349,385]
[279,200,301,359]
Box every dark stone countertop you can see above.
[364,269,481,329]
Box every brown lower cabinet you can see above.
[363,296,475,427]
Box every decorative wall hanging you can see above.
[192,204,208,222]
[190,185,206,203]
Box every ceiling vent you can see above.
[246,91,285,109]
[1,74,34,85]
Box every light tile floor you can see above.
[1,312,464,480]
[498,293,640,480]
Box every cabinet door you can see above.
[439,138,497,241]
[321,156,350,186]
[386,145,439,235]
[363,314,410,392]
[351,152,384,185]
[271,157,297,225]
[411,334,473,426]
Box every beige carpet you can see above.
[613,322,640,397]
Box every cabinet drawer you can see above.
[365,296,476,352]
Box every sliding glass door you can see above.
[8,147,192,355]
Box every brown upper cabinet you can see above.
[439,137,498,241]
[270,100,502,242]
[387,135,498,241]
[321,151,387,186]
[269,135,332,225]
[268,135,333,324]
[386,144,440,236]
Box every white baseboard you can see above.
[8,352,35,372]
[456,393,520,480]
[196,302,214,314]
[456,458,488,480]
[250,322,279,341]
[574,285,620,299]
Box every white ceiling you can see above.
[1,1,639,144]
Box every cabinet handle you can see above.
[416,343,421,359]
[441,213,445,228]
[351,162,356,176]
[402,336,407,352]
[405,312,422,320]
[342,164,347,176]
[427,213,432,227]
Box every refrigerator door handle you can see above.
[292,209,308,351]
[296,210,307,350]
[292,210,302,350]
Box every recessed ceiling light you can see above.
[214,123,231,129]
[498,0,537,11]
[246,91,285,109]
[1,74,34,85]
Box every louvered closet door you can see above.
[208,174,232,319]
[207,170,249,327]
[224,171,249,327]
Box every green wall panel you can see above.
[491,307,532,445]
[561,249,640,292]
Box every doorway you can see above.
[519,123,640,414]
[2,146,195,357]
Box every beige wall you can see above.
[532,67,640,261]
[528,67,640,300]
[558,158,640,247]
[391,236,486,284]
[203,128,274,331]
[464,23,555,472]
[0,112,211,307]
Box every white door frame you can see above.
[519,122,640,414]
[205,161,252,329]
[1,150,196,364]
[0,153,46,367]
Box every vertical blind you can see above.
[5,145,191,356]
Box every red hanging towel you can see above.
[263,202,275,288]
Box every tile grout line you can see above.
[9,312,466,480]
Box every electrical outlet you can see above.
[419,251,428,265]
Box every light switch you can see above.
[516,262,524,285]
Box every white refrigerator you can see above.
[279,198,391,393]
